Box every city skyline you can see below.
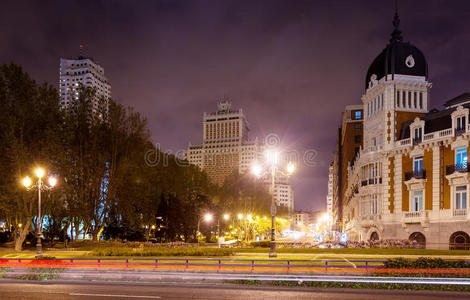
[2,1,470,211]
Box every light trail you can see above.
[3,269,470,285]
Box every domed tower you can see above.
[362,11,432,151]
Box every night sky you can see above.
[1,1,470,211]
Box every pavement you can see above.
[0,280,469,299]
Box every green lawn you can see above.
[1,246,469,259]
[236,247,470,256]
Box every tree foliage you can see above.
[0,64,217,248]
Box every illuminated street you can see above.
[0,281,468,300]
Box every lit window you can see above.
[354,111,362,119]
[456,148,467,169]
[413,156,423,174]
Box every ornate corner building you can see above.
[330,13,470,249]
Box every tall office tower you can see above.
[185,101,295,211]
[326,163,334,219]
[59,56,111,115]
[185,101,259,185]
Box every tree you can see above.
[0,63,63,250]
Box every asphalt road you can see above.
[0,281,469,300]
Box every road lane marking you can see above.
[69,293,161,298]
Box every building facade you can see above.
[59,56,111,114]
[185,101,295,210]
[332,13,470,250]
[331,105,364,230]
[326,163,334,221]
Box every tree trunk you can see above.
[14,219,32,252]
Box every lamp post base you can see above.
[269,240,277,258]
[35,235,42,258]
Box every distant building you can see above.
[185,101,295,210]
[326,163,334,219]
[294,210,323,227]
[330,105,364,230]
[59,56,111,115]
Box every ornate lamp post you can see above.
[22,168,57,258]
[197,213,213,246]
[252,149,295,258]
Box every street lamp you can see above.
[251,149,295,258]
[197,213,213,246]
[22,167,57,258]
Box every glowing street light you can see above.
[22,176,32,188]
[250,147,296,258]
[265,149,280,166]
[197,212,213,246]
[251,163,262,177]
[223,214,230,221]
[287,162,295,175]
[237,213,243,220]
[204,213,213,222]
[22,167,58,258]
[35,168,45,179]
[48,177,57,187]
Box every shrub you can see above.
[251,241,271,248]
[383,257,470,269]
[90,246,235,257]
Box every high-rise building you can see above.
[330,105,364,229]
[186,101,258,185]
[59,56,111,114]
[185,101,295,210]
[330,12,470,250]
[326,163,334,219]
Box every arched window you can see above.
[449,231,470,250]
[370,232,379,241]
[409,232,426,249]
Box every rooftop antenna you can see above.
[390,0,403,43]
[78,44,84,59]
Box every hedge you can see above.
[90,246,235,257]
[383,257,470,269]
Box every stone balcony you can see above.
[402,210,429,228]
[359,214,381,227]
[452,209,470,222]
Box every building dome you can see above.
[365,12,428,90]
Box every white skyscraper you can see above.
[59,56,111,113]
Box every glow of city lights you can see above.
[237,213,243,220]
[223,213,229,221]
[263,216,267,220]
[247,214,253,222]
[22,176,32,188]
[35,168,45,179]
[319,213,329,223]
[251,163,262,177]
[265,149,280,166]
[48,176,57,187]
[287,162,295,174]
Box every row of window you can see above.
[396,90,424,110]
[411,186,467,212]
[367,93,384,118]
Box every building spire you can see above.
[390,3,403,43]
